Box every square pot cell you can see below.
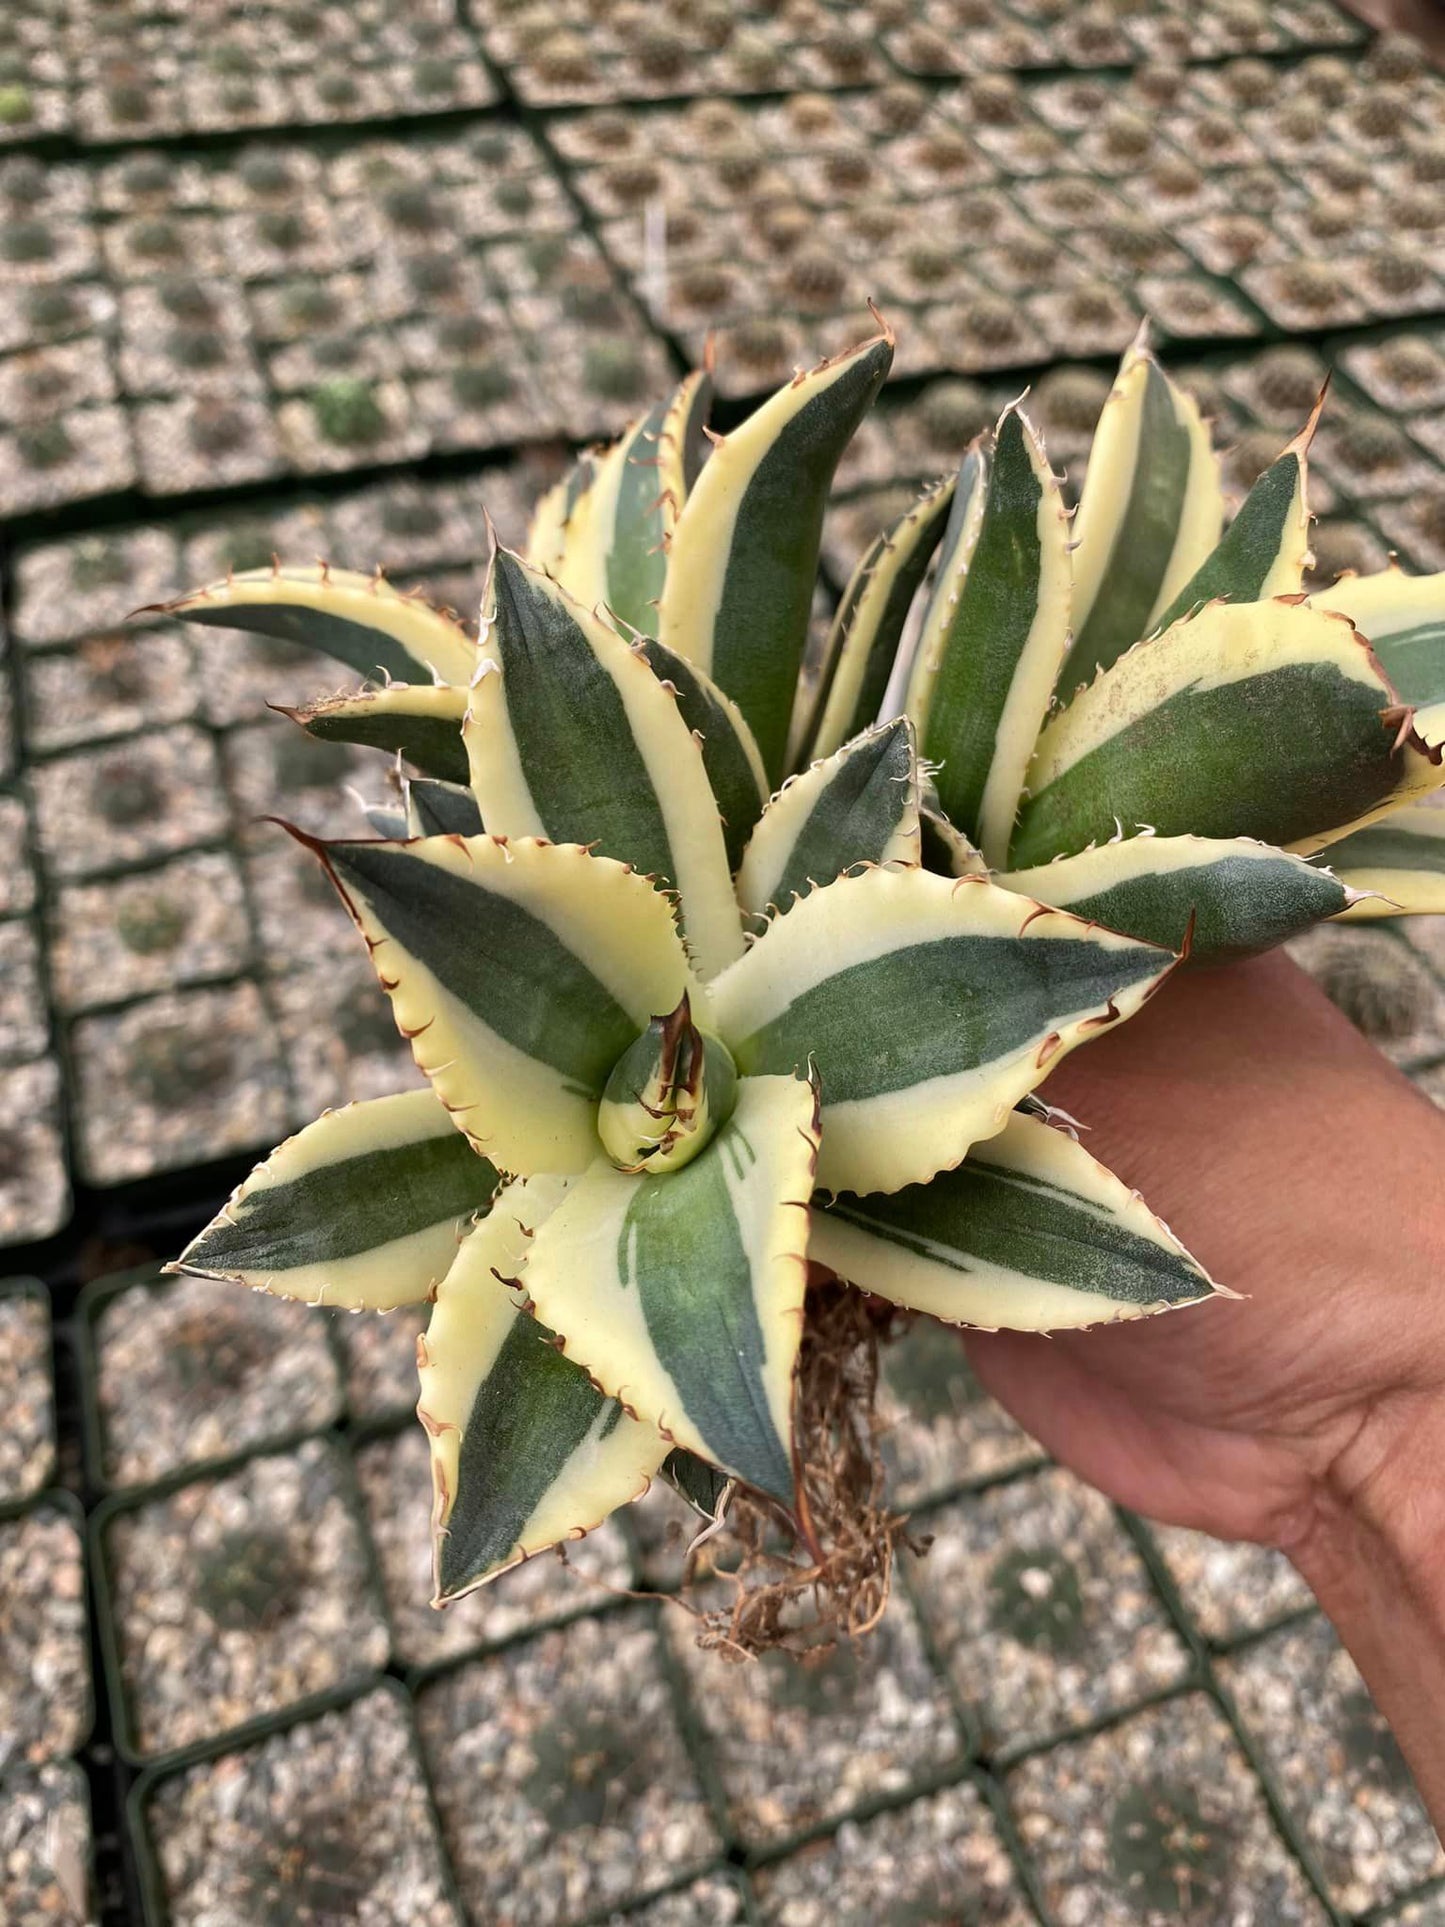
[22,628,200,754]
[1222,343,1332,431]
[10,527,181,650]
[417,1607,719,1925]
[116,280,261,400]
[289,64,394,126]
[276,382,428,477]
[1220,1617,1444,1915]
[753,1781,1034,1927]
[0,1506,89,1770]
[335,1303,429,1423]
[906,1467,1190,1759]
[0,920,46,1064]
[1140,276,1263,344]
[208,142,327,212]
[1142,1523,1314,1647]
[545,336,678,445]
[1027,283,1141,361]
[389,56,499,118]
[0,1058,68,1246]
[70,980,290,1186]
[1288,925,1445,1070]
[1341,334,1445,414]
[179,70,297,135]
[0,1289,54,1505]
[0,279,114,359]
[1315,412,1439,504]
[29,726,229,882]
[223,717,374,848]
[92,1270,343,1490]
[47,850,252,1014]
[1306,518,1391,590]
[328,479,480,577]
[101,214,225,285]
[1007,1693,1329,1927]
[183,499,333,595]
[218,203,362,284]
[0,1760,94,1927]
[144,1688,458,1927]
[1375,489,1445,573]
[668,1592,963,1848]
[1242,259,1372,333]
[76,70,190,145]
[877,1319,1043,1510]
[247,272,373,345]
[271,955,423,1123]
[244,835,360,974]
[95,149,215,216]
[106,1438,390,1758]
[354,1424,634,1668]
[413,362,557,454]
[0,338,116,422]
[265,326,402,397]
[0,211,97,287]
[133,392,286,496]
[0,407,137,519]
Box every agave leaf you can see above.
[1012,599,1445,870]
[1311,564,1445,738]
[1149,399,1319,636]
[799,475,956,767]
[660,1448,732,1521]
[519,1072,817,1504]
[1061,338,1225,693]
[285,684,470,785]
[999,833,1352,961]
[405,778,483,838]
[658,331,894,783]
[172,1088,496,1310]
[562,370,713,633]
[306,832,692,1178]
[466,548,742,980]
[419,1174,667,1602]
[810,1111,1216,1331]
[918,797,988,879]
[736,717,922,926]
[527,445,605,586]
[1315,804,1445,919]
[157,565,476,686]
[903,445,989,729]
[919,407,1072,867]
[635,636,769,874]
[710,866,1173,1196]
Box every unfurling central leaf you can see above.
[598,996,738,1175]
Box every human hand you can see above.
[964,947,1445,1816]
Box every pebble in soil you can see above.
[0,1507,89,1772]
[1143,1522,1314,1645]
[877,1317,1043,1509]
[1219,1615,1445,1915]
[667,1591,963,1848]
[94,1271,343,1490]
[146,1688,458,1927]
[1007,1692,1331,1926]
[0,1760,94,1927]
[753,1780,1035,1926]
[0,1289,55,1504]
[0,919,47,1064]
[107,1438,390,1756]
[416,1606,719,1924]
[354,1424,633,1666]
[905,1466,1190,1758]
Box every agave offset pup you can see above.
[166,322,1445,1630]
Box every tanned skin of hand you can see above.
[965,949,1445,1824]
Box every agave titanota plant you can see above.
[164,320,1445,1616]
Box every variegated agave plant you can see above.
[167,322,1445,1610]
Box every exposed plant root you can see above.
[674,1270,920,1663]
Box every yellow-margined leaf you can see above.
[284,683,470,785]
[1311,563,1445,744]
[419,1174,667,1601]
[1316,802,1445,918]
[172,1088,496,1310]
[811,1110,1217,1330]
[709,866,1173,1196]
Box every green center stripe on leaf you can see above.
[1039,851,1349,960]
[637,638,766,874]
[189,1130,498,1273]
[327,843,640,1090]
[1318,819,1443,870]
[769,723,915,911]
[490,561,676,885]
[1370,619,1445,708]
[925,413,1044,837]
[825,1160,1203,1307]
[731,935,1164,1100]
[617,1138,792,1501]
[297,695,471,785]
[605,399,670,632]
[442,1314,613,1595]
[1150,454,1303,637]
[1066,361,1191,689]
[178,600,420,685]
[1011,663,1406,869]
